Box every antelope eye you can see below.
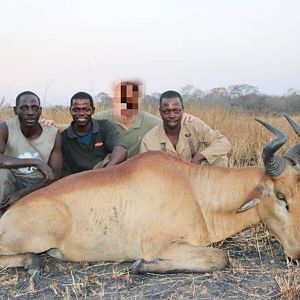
[276,193,286,201]
[276,193,289,211]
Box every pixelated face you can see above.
[70,98,95,128]
[14,95,42,129]
[159,97,183,129]
[113,83,139,113]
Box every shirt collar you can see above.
[67,119,97,139]
[158,123,169,144]
[132,112,143,129]
[111,110,143,130]
[158,113,190,143]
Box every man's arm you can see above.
[139,138,150,153]
[48,131,63,180]
[39,119,68,133]
[0,181,46,209]
[190,118,232,165]
[102,120,127,167]
[106,145,127,167]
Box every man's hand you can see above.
[182,113,194,125]
[191,152,207,165]
[40,120,68,133]
[36,161,55,184]
[0,191,24,209]
[39,119,56,127]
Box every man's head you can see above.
[113,81,141,115]
[14,91,42,129]
[159,90,184,130]
[70,92,95,128]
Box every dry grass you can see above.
[0,226,298,299]
[0,104,300,299]
[185,106,300,168]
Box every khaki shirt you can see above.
[140,113,232,166]
[93,110,161,158]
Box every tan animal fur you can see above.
[0,149,299,275]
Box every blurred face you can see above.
[70,99,95,128]
[113,83,139,116]
[14,95,42,129]
[159,97,183,130]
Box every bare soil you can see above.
[0,225,299,299]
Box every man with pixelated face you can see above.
[93,81,161,158]
[119,82,139,110]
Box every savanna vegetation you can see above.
[0,85,299,299]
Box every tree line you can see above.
[95,84,300,115]
[1,84,299,116]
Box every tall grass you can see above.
[1,102,299,168]
[185,105,300,167]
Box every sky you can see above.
[0,0,299,105]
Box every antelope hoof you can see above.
[131,259,145,274]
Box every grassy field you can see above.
[0,104,299,299]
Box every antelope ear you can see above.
[236,199,260,213]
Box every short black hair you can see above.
[159,90,183,107]
[70,92,94,108]
[16,91,40,107]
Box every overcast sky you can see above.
[0,0,299,105]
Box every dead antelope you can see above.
[0,116,299,277]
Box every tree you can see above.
[228,84,260,98]
[94,92,112,106]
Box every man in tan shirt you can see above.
[140,90,232,166]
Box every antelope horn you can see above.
[283,114,300,166]
[284,114,300,136]
[255,118,288,177]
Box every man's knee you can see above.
[210,157,229,167]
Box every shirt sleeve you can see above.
[140,138,150,153]
[101,120,127,151]
[192,118,232,164]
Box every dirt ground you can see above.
[0,225,299,300]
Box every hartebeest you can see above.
[0,117,300,277]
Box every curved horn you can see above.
[255,118,288,177]
[284,114,300,136]
[283,114,300,166]
[284,145,300,166]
